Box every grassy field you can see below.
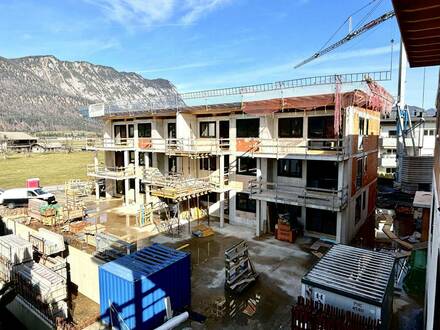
[0,152,102,189]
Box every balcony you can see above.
[165,138,229,157]
[87,164,137,180]
[380,154,397,168]
[85,138,135,150]
[380,137,397,148]
[248,180,348,211]
[235,137,347,158]
[85,137,168,152]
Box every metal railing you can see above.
[85,137,135,149]
[85,136,348,157]
[165,137,230,155]
[248,179,348,210]
[88,70,392,117]
[181,71,391,99]
[87,164,136,179]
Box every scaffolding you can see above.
[143,168,212,201]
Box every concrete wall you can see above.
[7,295,53,330]
[67,245,104,304]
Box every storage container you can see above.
[0,234,33,265]
[301,244,395,330]
[99,243,191,330]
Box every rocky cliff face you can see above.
[0,55,178,131]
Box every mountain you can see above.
[0,55,178,132]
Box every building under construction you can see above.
[87,72,393,243]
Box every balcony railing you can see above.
[249,179,348,210]
[85,138,135,150]
[85,136,348,157]
[87,164,136,179]
[236,137,347,157]
[165,138,230,155]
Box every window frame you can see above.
[236,118,260,138]
[199,157,217,171]
[139,152,153,167]
[237,157,257,176]
[236,192,257,213]
[278,117,303,138]
[277,159,302,178]
[199,121,216,138]
[138,123,152,138]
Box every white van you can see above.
[0,188,56,209]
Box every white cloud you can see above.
[88,0,174,26]
[85,0,230,28]
[180,0,231,25]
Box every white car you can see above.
[0,188,56,209]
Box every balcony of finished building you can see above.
[248,158,348,211]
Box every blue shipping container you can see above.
[99,243,191,330]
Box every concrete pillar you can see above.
[256,200,261,237]
[144,153,151,206]
[124,150,129,205]
[219,155,225,187]
[229,190,236,224]
[94,151,99,201]
[134,151,140,204]
[219,192,225,228]
[95,181,100,201]
[261,200,267,233]
[135,179,140,204]
[336,211,344,244]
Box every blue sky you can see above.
[0,0,438,108]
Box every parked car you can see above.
[0,188,56,209]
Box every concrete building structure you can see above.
[379,109,436,178]
[87,76,391,244]
[392,1,440,329]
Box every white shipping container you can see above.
[0,234,33,265]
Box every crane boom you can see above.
[294,10,395,69]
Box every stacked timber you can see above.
[13,261,68,318]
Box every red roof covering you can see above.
[392,0,440,67]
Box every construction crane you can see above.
[294,10,395,69]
